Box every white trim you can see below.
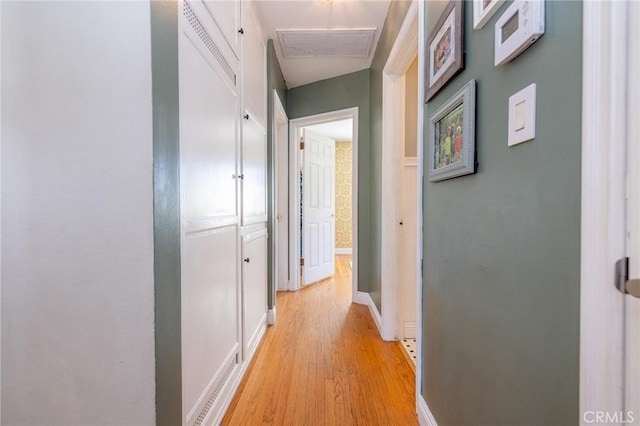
[404,157,418,167]
[403,322,416,339]
[366,293,383,338]
[335,248,352,255]
[417,395,438,426]
[273,90,289,294]
[580,1,626,421]
[289,107,359,304]
[416,0,426,415]
[214,320,267,425]
[353,291,369,305]
[267,307,276,325]
[381,0,419,343]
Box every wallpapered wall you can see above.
[335,142,352,248]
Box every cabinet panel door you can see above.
[241,1,267,127]
[203,0,241,59]
[179,3,241,423]
[181,1,240,226]
[242,228,268,358]
[242,116,267,225]
[182,227,239,420]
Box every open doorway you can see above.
[299,119,353,286]
[288,108,359,301]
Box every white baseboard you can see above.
[353,291,369,305]
[267,307,276,325]
[353,291,383,337]
[335,247,352,255]
[403,322,416,339]
[213,316,267,424]
[417,395,438,426]
[366,294,383,338]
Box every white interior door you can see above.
[625,1,640,420]
[303,129,335,284]
[399,160,417,339]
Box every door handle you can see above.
[615,257,640,298]
[244,258,250,263]
[276,213,282,221]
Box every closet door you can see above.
[241,228,268,358]
[202,0,241,58]
[241,1,267,126]
[241,115,267,226]
[179,2,241,424]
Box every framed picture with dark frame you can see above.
[429,80,476,182]
[425,0,464,102]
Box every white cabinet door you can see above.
[241,0,267,127]
[242,228,268,359]
[202,0,241,59]
[242,115,267,225]
[179,3,241,423]
[303,129,336,284]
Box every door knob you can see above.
[276,213,282,221]
[244,258,250,263]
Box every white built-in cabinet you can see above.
[178,0,268,424]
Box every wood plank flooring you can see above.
[222,256,418,426]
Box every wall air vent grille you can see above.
[277,28,377,58]
[194,356,237,426]
[183,1,236,85]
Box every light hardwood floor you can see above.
[222,255,418,425]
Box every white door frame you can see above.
[580,1,631,422]
[271,89,288,324]
[288,107,358,301]
[380,0,418,343]
[271,89,291,296]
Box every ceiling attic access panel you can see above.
[277,28,377,58]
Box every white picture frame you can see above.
[494,0,545,67]
[508,83,537,146]
[473,0,504,30]
[429,80,476,182]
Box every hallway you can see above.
[222,256,418,425]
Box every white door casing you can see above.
[625,0,640,420]
[303,129,336,284]
[381,0,418,341]
[273,91,289,292]
[288,108,358,296]
[580,1,634,424]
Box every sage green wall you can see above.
[287,69,372,292]
[267,40,287,309]
[421,2,582,425]
[369,0,412,310]
[151,2,182,424]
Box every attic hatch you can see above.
[277,28,377,58]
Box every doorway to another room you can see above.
[287,108,359,302]
[300,119,353,288]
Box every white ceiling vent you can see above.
[277,28,377,58]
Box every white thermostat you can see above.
[494,0,545,67]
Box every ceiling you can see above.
[253,0,392,88]
[305,119,353,141]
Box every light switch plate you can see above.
[508,83,536,146]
